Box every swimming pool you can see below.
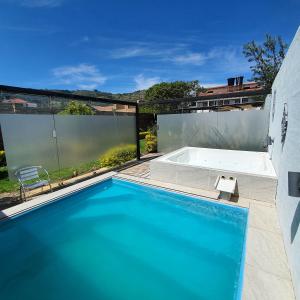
[0,178,248,300]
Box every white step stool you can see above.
[214,176,237,200]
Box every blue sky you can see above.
[0,0,300,93]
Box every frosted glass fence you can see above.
[0,114,136,179]
[0,90,137,183]
[54,114,135,169]
[0,115,59,179]
[157,109,270,153]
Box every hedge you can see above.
[99,144,136,168]
[145,133,157,153]
[139,131,149,140]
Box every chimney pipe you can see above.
[236,76,244,86]
[227,78,235,86]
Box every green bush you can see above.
[0,150,5,166]
[59,101,95,115]
[139,131,149,140]
[99,144,136,168]
[145,134,157,153]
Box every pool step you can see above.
[214,176,237,200]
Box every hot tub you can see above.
[150,147,277,202]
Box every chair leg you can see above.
[20,186,26,202]
[23,187,27,202]
[19,186,22,202]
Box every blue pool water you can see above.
[0,178,248,300]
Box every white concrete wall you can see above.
[268,26,300,299]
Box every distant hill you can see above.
[51,89,145,102]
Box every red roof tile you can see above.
[199,82,263,96]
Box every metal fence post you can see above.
[135,103,141,160]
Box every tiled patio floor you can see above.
[119,161,151,178]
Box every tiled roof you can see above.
[199,82,263,96]
[3,98,28,104]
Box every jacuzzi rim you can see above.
[153,146,277,179]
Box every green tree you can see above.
[59,101,95,115]
[144,80,202,100]
[142,80,204,113]
[243,34,287,89]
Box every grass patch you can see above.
[47,159,102,182]
[0,166,18,193]
[0,178,19,193]
[0,159,102,194]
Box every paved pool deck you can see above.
[0,161,296,300]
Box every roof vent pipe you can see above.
[227,78,235,86]
[236,76,244,86]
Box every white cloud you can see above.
[110,43,247,72]
[111,47,148,59]
[52,63,107,90]
[110,44,183,60]
[134,74,160,90]
[21,0,63,7]
[207,46,250,73]
[171,52,207,65]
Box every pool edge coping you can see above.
[0,171,116,221]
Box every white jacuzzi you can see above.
[150,147,277,202]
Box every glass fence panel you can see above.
[54,114,135,167]
[216,109,269,151]
[89,101,114,114]
[0,114,59,180]
[53,113,136,180]
[181,112,219,149]
[157,110,269,153]
[157,114,185,153]
[115,114,136,144]
[50,97,93,115]
[0,92,51,114]
[157,113,219,153]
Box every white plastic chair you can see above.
[15,166,52,201]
